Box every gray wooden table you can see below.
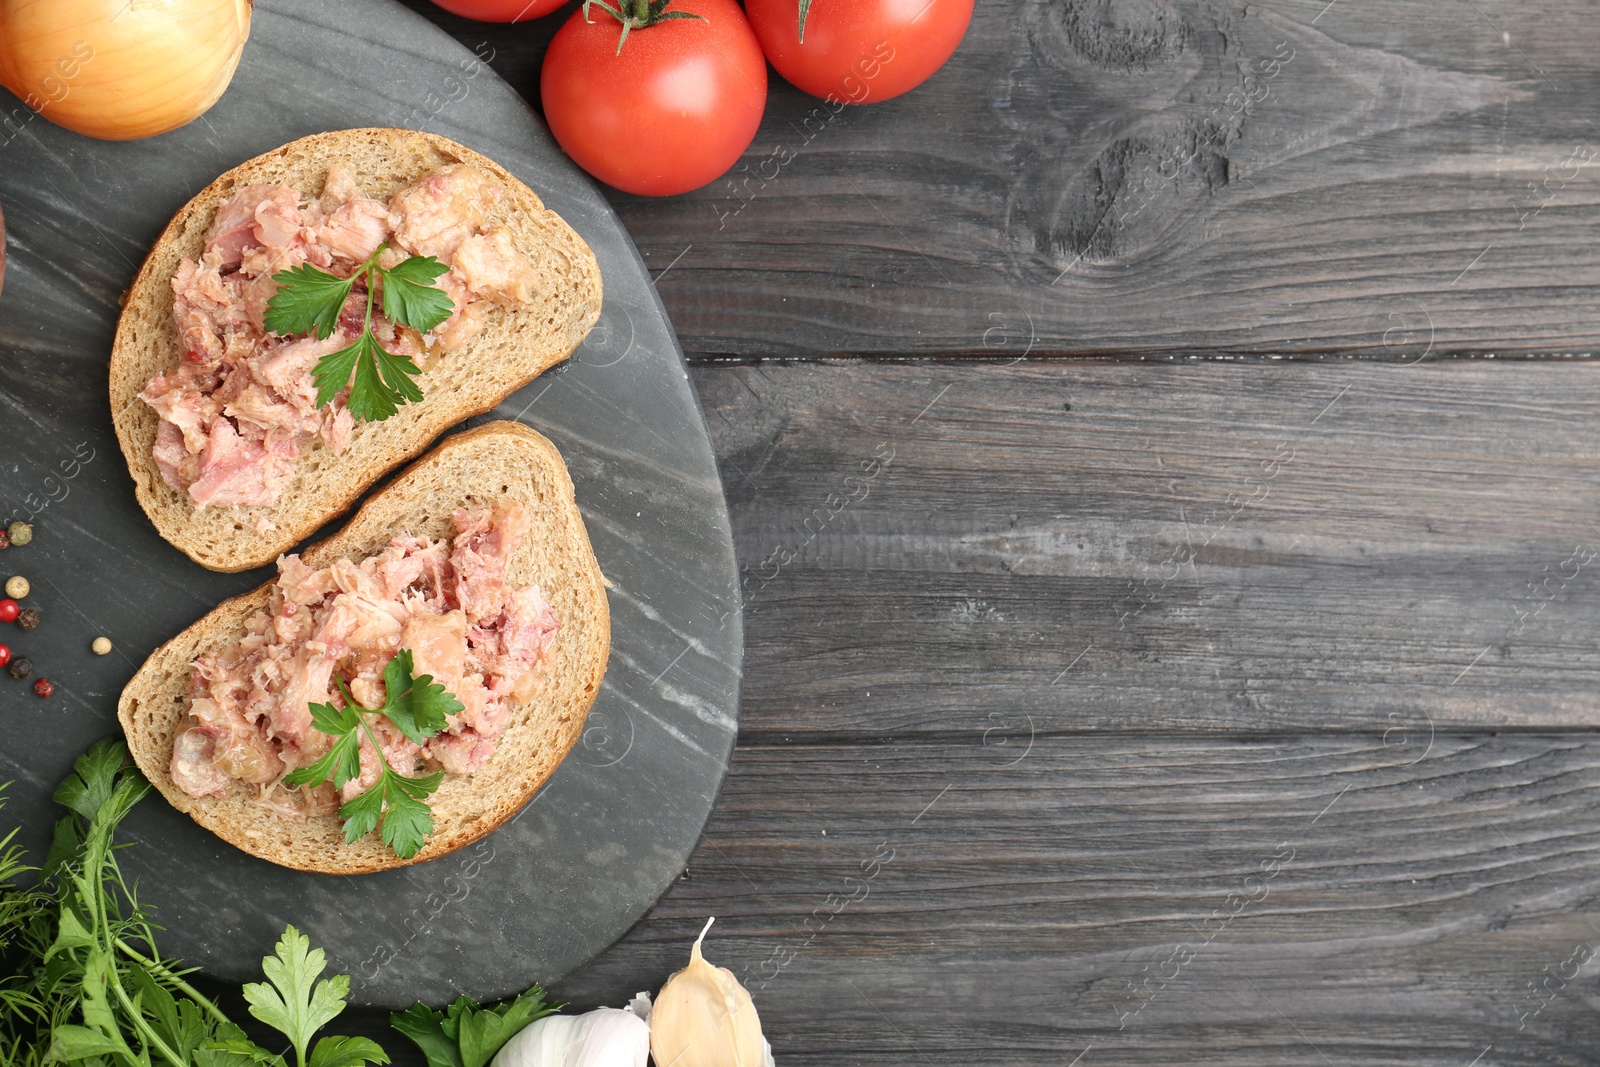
[405,1,1600,1060]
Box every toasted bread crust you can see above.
[110,128,603,572]
[117,422,611,874]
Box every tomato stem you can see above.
[581,0,708,53]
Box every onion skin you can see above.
[0,0,252,141]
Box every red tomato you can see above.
[745,0,973,104]
[429,0,566,20]
[540,0,767,196]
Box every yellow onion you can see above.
[0,0,252,141]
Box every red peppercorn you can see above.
[0,599,15,623]
[33,677,53,698]
[0,529,10,550]
[0,644,9,668]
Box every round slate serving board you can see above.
[0,0,741,1007]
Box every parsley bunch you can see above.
[0,740,386,1067]
[285,650,464,860]
[263,246,454,423]
[0,740,567,1066]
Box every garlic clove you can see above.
[493,1013,586,1067]
[650,917,770,1067]
[574,1008,649,1067]
[492,1007,650,1067]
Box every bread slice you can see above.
[110,128,603,572]
[117,422,610,874]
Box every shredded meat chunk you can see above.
[168,501,562,816]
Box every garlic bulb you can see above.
[650,918,773,1067]
[0,0,252,141]
[492,1005,649,1067]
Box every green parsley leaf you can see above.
[78,945,125,1051]
[52,736,129,820]
[243,926,351,1067]
[335,333,424,423]
[455,986,561,1067]
[390,1004,463,1067]
[310,336,362,410]
[44,905,95,962]
[356,768,444,860]
[284,699,365,790]
[197,1034,290,1067]
[41,812,83,878]
[46,1023,125,1062]
[390,986,562,1067]
[264,264,356,340]
[381,649,464,745]
[379,256,455,334]
[313,333,423,423]
[337,780,385,846]
[308,1035,391,1067]
[374,343,425,408]
[334,767,443,859]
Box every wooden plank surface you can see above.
[324,731,1600,1064]
[404,0,1600,358]
[544,732,1600,1064]
[697,359,1600,733]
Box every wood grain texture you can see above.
[338,732,1600,1064]
[402,0,1599,358]
[697,359,1600,733]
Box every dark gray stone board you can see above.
[0,0,741,1007]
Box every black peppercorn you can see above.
[7,656,30,679]
[15,608,38,632]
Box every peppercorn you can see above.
[6,522,30,547]
[4,576,27,599]
[33,678,53,699]
[92,636,112,656]
[0,529,9,550]
[0,599,15,623]
[16,608,38,632]
[7,656,30,679]
[0,644,9,668]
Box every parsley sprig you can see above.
[263,246,455,423]
[243,927,389,1067]
[391,988,563,1067]
[284,650,465,860]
